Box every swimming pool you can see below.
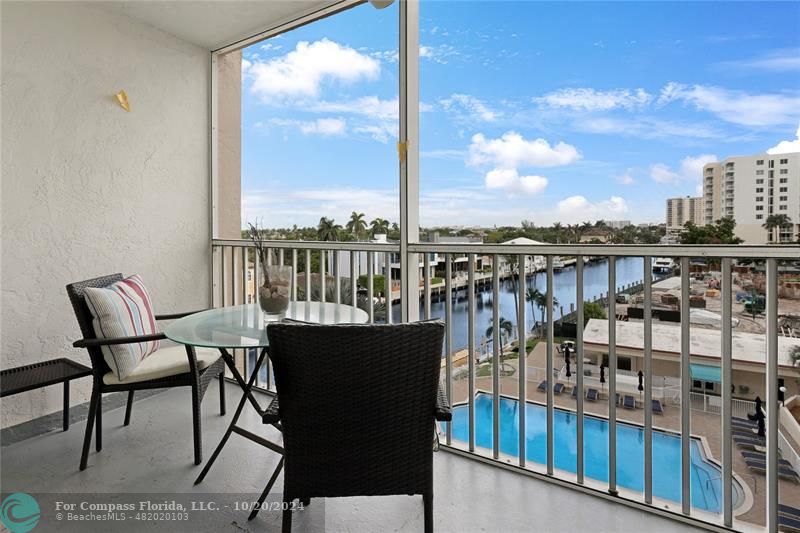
[450,392,744,513]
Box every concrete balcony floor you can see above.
[1,381,698,532]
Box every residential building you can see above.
[666,196,703,234]
[603,219,632,229]
[703,153,800,243]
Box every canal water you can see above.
[392,256,648,351]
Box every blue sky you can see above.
[240,1,800,229]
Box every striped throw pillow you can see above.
[84,275,160,380]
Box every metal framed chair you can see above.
[256,320,451,533]
[67,273,226,470]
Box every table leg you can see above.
[194,347,270,485]
[63,381,70,431]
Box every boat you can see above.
[552,256,565,271]
[652,257,676,274]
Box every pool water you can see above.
[450,393,742,513]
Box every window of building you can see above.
[756,170,764,175]
[780,205,788,210]
[780,187,788,192]
[756,205,764,211]
[756,214,764,220]
[780,196,788,201]
[757,160,764,165]
[756,196,764,201]
[780,178,788,183]
[756,178,764,183]
[780,169,788,174]
[756,187,764,193]
[780,159,788,164]
[769,160,775,168]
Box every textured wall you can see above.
[1,2,210,427]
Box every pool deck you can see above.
[450,341,800,530]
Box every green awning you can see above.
[690,363,721,384]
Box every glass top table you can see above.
[164,302,369,349]
[165,301,369,488]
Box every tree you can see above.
[582,301,607,325]
[763,214,793,243]
[526,288,559,336]
[486,317,514,364]
[346,212,368,240]
[369,217,390,237]
[316,217,341,241]
[679,217,742,245]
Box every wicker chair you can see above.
[67,273,226,470]
[259,320,451,533]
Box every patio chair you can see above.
[733,435,765,450]
[780,514,800,533]
[586,388,599,401]
[257,321,451,532]
[743,458,800,484]
[553,383,565,395]
[652,399,664,415]
[67,274,226,470]
[779,504,800,520]
[741,451,793,468]
[732,416,756,427]
[571,386,578,399]
[537,380,547,392]
[623,395,636,409]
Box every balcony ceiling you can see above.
[98,1,338,51]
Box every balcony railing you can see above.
[212,238,800,532]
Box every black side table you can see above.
[1,358,92,431]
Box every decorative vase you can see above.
[258,265,292,321]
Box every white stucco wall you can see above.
[1,2,210,427]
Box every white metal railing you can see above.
[212,238,800,531]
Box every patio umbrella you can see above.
[600,364,606,392]
[637,370,644,400]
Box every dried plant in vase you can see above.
[246,222,292,317]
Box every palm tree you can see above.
[486,317,514,364]
[369,217,390,237]
[316,217,341,241]
[763,214,793,243]
[346,211,368,240]
[525,288,558,337]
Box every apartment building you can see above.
[703,152,800,243]
[665,196,703,233]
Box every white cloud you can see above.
[617,173,636,185]
[534,88,653,111]
[269,118,346,136]
[657,82,800,127]
[575,116,723,140]
[246,39,379,102]
[767,125,800,154]
[466,132,580,196]
[439,94,499,122]
[309,96,398,120]
[557,196,629,223]
[485,168,548,195]
[419,44,459,64]
[716,49,800,73]
[468,132,581,169]
[650,153,717,185]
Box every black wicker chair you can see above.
[67,273,226,470]
[259,320,451,533]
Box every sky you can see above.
[239,1,800,229]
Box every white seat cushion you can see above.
[102,345,221,385]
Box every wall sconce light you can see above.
[115,90,131,112]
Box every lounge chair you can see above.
[732,416,756,427]
[652,399,664,415]
[743,458,800,484]
[615,393,620,405]
[780,514,800,533]
[623,395,636,409]
[732,427,759,438]
[571,386,578,398]
[586,388,599,401]
[733,436,765,451]
[779,504,800,520]
[537,380,547,392]
[553,383,565,395]
[741,451,793,468]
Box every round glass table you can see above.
[164,302,368,486]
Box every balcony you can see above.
[4,2,800,533]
